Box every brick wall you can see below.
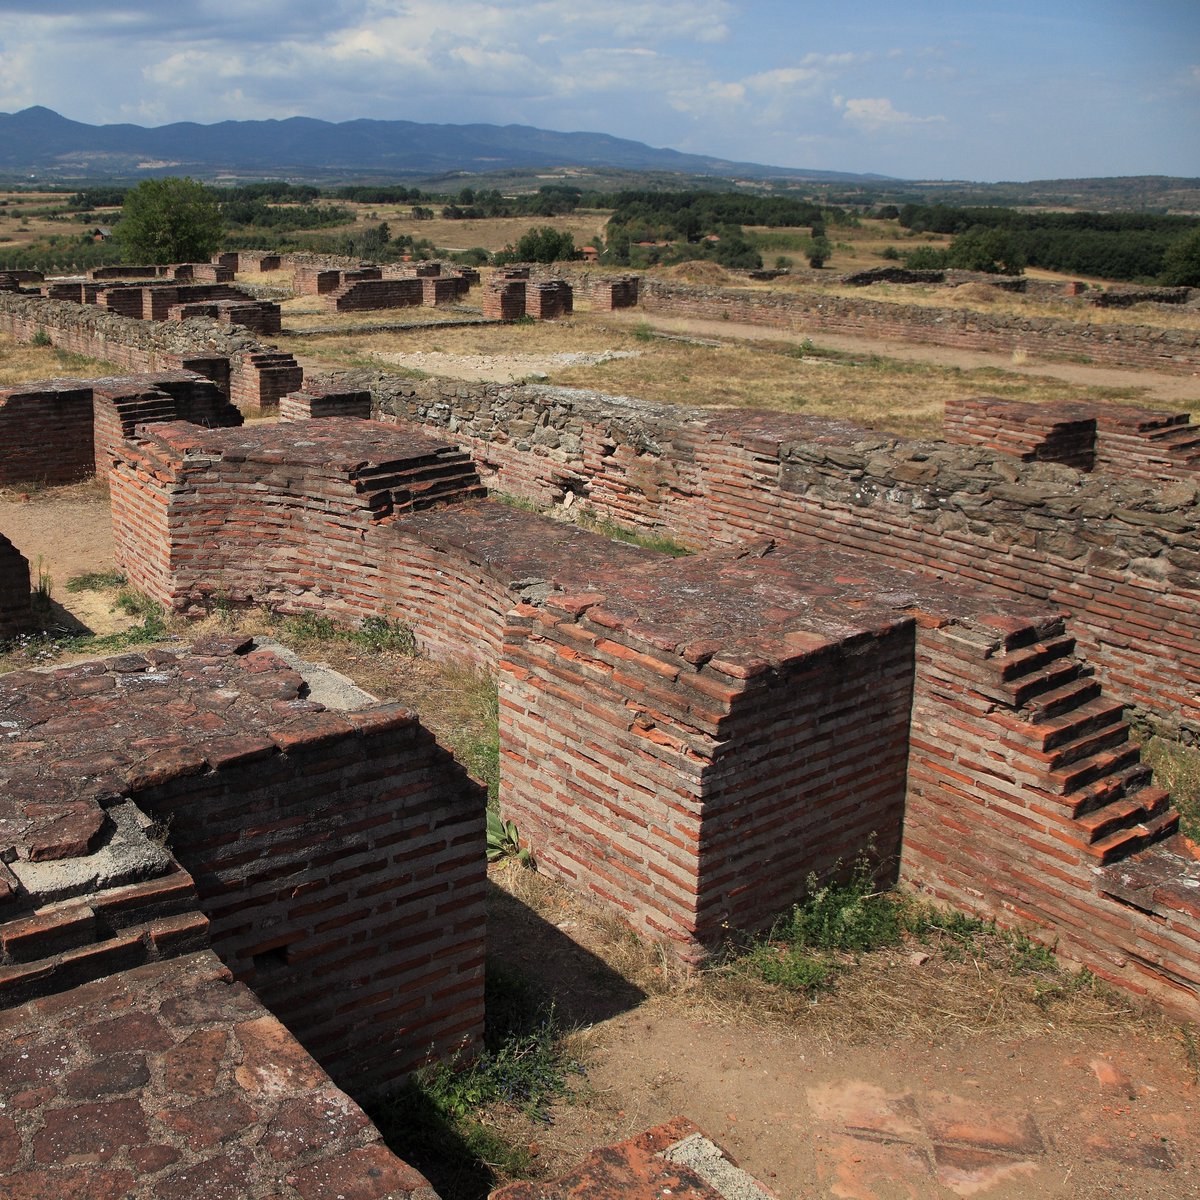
[0,380,94,485]
[635,279,1200,375]
[0,292,303,414]
[0,641,487,1093]
[168,299,283,337]
[102,408,1200,1015]
[947,396,1200,483]
[0,532,30,637]
[369,377,1200,744]
[325,278,423,313]
[483,280,526,319]
[527,280,573,320]
[279,386,373,422]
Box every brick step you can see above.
[1047,741,1143,796]
[1041,718,1132,771]
[1017,694,1126,751]
[1074,785,1173,845]
[1064,762,1155,820]
[1087,806,1180,865]
[996,634,1076,682]
[1024,674,1102,720]
[1004,658,1085,708]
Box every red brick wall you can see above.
[483,280,526,319]
[0,292,302,415]
[0,532,30,637]
[903,612,1198,1015]
[0,381,94,485]
[371,379,1200,743]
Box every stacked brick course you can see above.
[0,370,241,486]
[483,280,526,319]
[0,380,94,485]
[0,639,486,1090]
[103,412,1200,1014]
[172,262,234,283]
[590,275,639,310]
[369,378,1200,746]
[168,298,283,336]
[0,532,31,637]
[526,280,573,320]
[0,291,301,413]
[325,277,423,313]
[279,385,373,422]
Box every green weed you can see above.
[65,569,126,593]
[368,965,583,1200]
[575,513,691,557]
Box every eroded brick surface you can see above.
[0,951,436,1199]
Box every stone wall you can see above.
[104,409,1200,1013]
[634,278,1200,374]
[0,291,302,413]
[367,377,1200,745]
[0,532,30,637]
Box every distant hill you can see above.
[0,106,890,184]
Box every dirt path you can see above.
[599,310,1200,407]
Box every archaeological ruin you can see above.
[1,260,1199,1196]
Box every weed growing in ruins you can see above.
[575,513,692,557]
[31,558,53,622]
[487,810,536,869]
[369,965,584,1199]
[632,321,658,342]
[65,569,126,593]
[30,326,51,347]
[1140,730,1200,841]
[278,611,418,655]
[788,858,903,953]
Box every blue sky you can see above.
[0,0,1196,180]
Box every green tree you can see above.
[116,177,224,263]
[1161,228,1200,286]
[498,226,578,264]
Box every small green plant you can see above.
[487,810,535,869]
[575,513,691,557]
[65,569,126,593]
[740,941,830,991]
[116,587,162,620]
[350,615,418,654]
[631,321,657,342]
[31,557,53,620]
[368,965,582,1198]
[31,326,52,347]
[786,858,902,953]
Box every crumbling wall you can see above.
[946,396,1200,482]
[0,640,486,1092]
[0,291,301,413]
[368,377,1200,743]
[636,279,1200,374]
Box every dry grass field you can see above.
[277,307,1154,437]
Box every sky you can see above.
[0,0,1196,182]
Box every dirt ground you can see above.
[3,486,1198,1200]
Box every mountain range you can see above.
[0,106,888,183]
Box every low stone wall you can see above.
[635,278,1200,374]
[0,291,301,413]
[366,377,1200,745]
[0,532,30,637]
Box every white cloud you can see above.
[842,97,944,131]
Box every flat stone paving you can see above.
[0,950,434,1199]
